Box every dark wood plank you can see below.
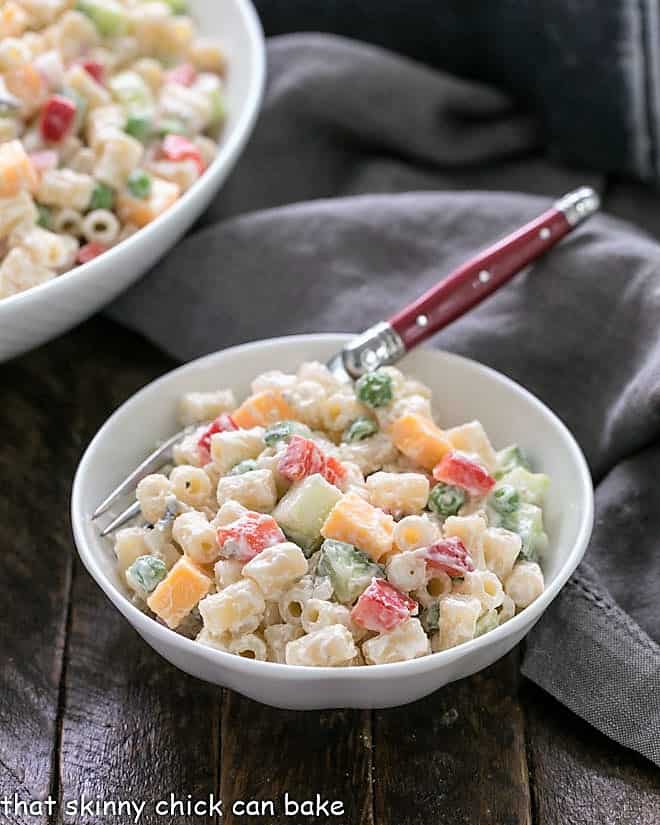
[0,327,97,824]
[373,650,531,825]
[40,319,222,825]
[524,681,660,825]
[220,693,373,825]
[56,559,221,825]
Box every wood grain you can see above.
[373,651,532,825]
[56,559,221,825]
[0,332,87,824]
[524,681,660,825]
[220,693,373,824]
[22,321,224,825]
[1,315,659,825]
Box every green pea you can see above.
[88,182,114,211]
[355,369,393,408]
[263,420,310,447]
[427,483,465,517]
[126,555,167,594]
[125,113,152,141]
[127,169,152,199]
[490,484,520,515]
[229,459,258,476]
[343,416,378,442]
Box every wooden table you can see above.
[2,318,658,825]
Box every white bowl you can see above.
[71,334,594,709]
[0,0,265,362]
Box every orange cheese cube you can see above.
[391,413,452,471]
[232,390,295,428]
[0,140,38,198]
[147,555,211,629]
[321,492,395,562]
[117,177,180,228]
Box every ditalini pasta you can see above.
[113,363,551,666]
[0,0,227,299]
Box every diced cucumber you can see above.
[36,204,52,229]
[503,502,548,562]
[420,602,440,634]
[475,609,499,637]
[88,182,114,211]
[162,0,188,13]
[263,420,310,447]
[126,555,167,595]
[208,88,225,127]
[500,466,549,506]
[229,459,258,476]
[76,0,127,37]
[109,71,152,111]
[272,473,342,556]
[317,539,384,604]
[60,87,87,133]
[494,444,530,479]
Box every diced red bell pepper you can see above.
[277,435,325,482]
[39,94,77,143]
[423,537,475,578]
[351,578,418,633]
[77,242,107,264]
[29,150,58,173]
[79,59,105,84]
[165,62,197,87]
[323,455,347,486]
[277,435,347,487]
[216,511,285,562]
[197,412,238,464]
[432,451,496,495]
[161,134,205,174]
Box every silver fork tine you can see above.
[92,428,186,519]
[100,500,141,537]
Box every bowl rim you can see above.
[71,333,594,680]
[0,0,266,312]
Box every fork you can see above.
[93,186,600,535]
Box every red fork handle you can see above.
[333,187,600,379]
[389,187,599,350]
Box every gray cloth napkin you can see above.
[109,35,660,765]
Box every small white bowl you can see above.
[0,0,265,362]
[72,335,594,709]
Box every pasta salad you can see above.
[0,0,226,299]
[114,363,551,667]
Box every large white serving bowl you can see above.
[72,334,594,709]
[0,0,265,362]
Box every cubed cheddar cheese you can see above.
[147,555,211,629]
[117,177,180,228]
[321,492,395,562]
[232,390,295,428]
[391,413,452,471]
[0,140,38,198]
